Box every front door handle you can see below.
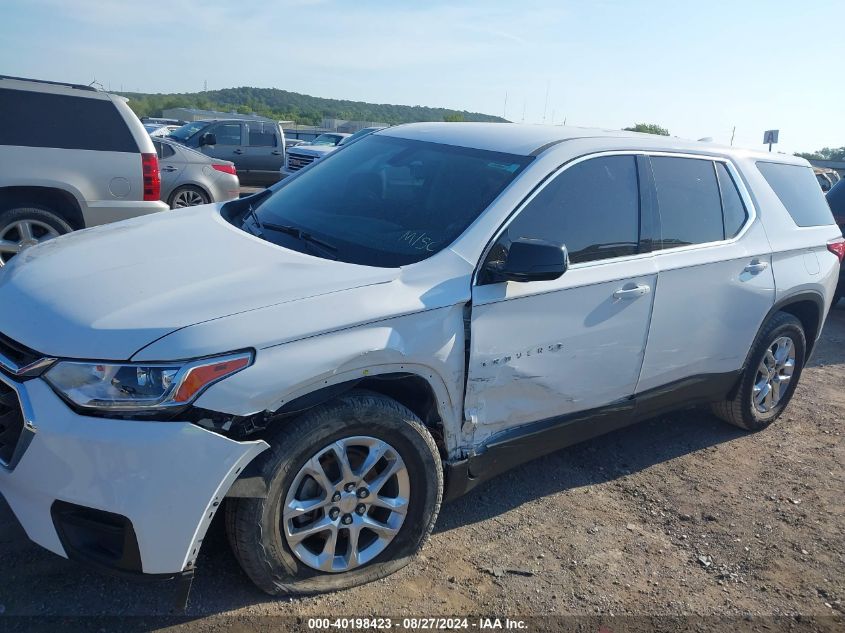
[271,150,282,155]
[613,283,651,300]
[744,260,769,274]
[233,149,244,155]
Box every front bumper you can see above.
[0,374,267,575]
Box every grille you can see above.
[0,332,41,370]
[0,381,24,465]
[286,153,317,172]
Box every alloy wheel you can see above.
[172,189,206,208]
[753,336,796,413]
[282,436,410,573]
[0,220,61,266]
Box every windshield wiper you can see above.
[261,222,339,259]
[242,189,274,236]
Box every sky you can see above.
[1,0,841,154]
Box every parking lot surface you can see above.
[0,305,843,631]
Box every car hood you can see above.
[290,145,336,157]
[0,205,397,360]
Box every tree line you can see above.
[119,86,506,126]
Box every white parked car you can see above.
[0,124,842,600]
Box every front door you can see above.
[465,154,657,441]
[201,122,246,175]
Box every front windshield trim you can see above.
[238,135,532,268]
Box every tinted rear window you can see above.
[0,88,138,152]
[650,156,724,248]
[756,162,835,227]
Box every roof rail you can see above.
[0,75,98,92]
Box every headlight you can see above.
[44,352,252,412]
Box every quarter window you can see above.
[650,156,723,248]
[505,155,641,264]
[756,162,835,227]
[0,88,138,152]
[715,162,748,238]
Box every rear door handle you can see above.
[613,283,651,300]
[233,149,244,155]
[271,150,282,155]
[161,166,178,172]
[744,260,769,274]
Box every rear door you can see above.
[242,122,284,185]
[636,154,775,395]
[465,154,658,439]
[153,140,183,202]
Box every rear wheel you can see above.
[169,185,209,209]
[710,312,806,431]
[0,207,72,267]
[226,391,443,595]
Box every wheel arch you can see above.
[268,368,452,461]
[0,185,86,229]
[767,291,824,359]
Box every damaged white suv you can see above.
[0,123,842,599]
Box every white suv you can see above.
[0,75,168,267]
[0,123,841,600]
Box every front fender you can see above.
[193,305,467,453]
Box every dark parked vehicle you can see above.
[167,119,285,186]
[825,179,845,304]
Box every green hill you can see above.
[119,86,506,126]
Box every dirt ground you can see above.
[1,304,843,633]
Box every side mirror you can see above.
[482,238,569,284]
[199,132,217,147]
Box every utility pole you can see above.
[545,83,550,123]
[521,101,526,123]
[730,126,736,146]
[204,79,207,92]
[503,91,508,120]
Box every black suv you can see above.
[827,178,845,304]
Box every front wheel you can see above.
[226,391,443,595]
[710,312,806,431]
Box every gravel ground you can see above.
[1,303,843,632]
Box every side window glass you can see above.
[212,123,242,146]
[715,162,748,238]
[506,155,640,264]
[153,140,163,159]
[650,157,724,248]
[248,122,276,147]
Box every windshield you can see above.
[310,134,345,146]
[168,121,210,141]
[242,135,532,267]
[341,128,378,144]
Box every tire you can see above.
[226,390,443,596]
[0,206,73,267]
[710,312,806,431]
[169,185,209,209]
